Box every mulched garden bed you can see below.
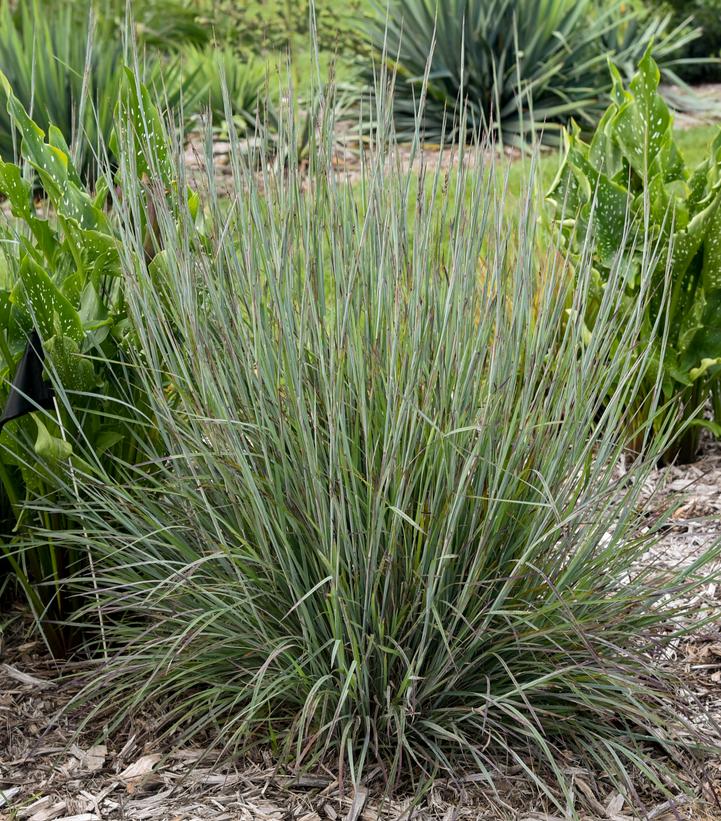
[1,442,721,820]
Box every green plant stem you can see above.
[0,539,64,655]
[0,458,18,509]
[0,329,14,373]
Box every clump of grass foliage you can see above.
[42,69,720,812]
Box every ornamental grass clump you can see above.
[52,81,719,812]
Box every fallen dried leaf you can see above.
[345,786,368,821]
[80,745,107,773]
[605,792,625,816]
[56,815,100,821]
[519,816,568,821]
[647,794,691,819]
[118,753,162,782]
[28,800,68,821]
[573,777,606,816]
[118,752,163,793]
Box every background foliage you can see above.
[646,0,721,83]
[0,0,195,183]
[0,68,180,653]
[360,0,698,146]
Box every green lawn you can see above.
[674,123,719,166]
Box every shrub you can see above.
[101,0,211,52]
[599,1,701,83]
[361,0,698,146]
[196,0,370,58]
[547,48,721,463]
[48,88,721,809]
[645,0,721,83]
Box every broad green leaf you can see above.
[48,126,82,188]
[702,205,721,293]
[689,357,721,381]
[547,123,591,218]
[641,175,689,235]
[688,418,721,436]
[608,60,626,108]
[571,149,630,264]
[0,288,11,327]
[92,177,110,211]
[588,106,623,179]
[17,257,83,343]
[94,429,124,456]
[80,229,121,276]
[668,193,721,281]
[0,161,56,258]
[611,48,673,184]
[44,334,95,392]
[33,415,72,464]
[6,303,32,357]
[687,157,716,214]
[188,188,200,221]
[680,291,721,376]
[79,282,104,327]
[61,271,84,307]
[114,68,173,187]
[677,282,705,353]
[0,71,109,234]
[664,141,685,185]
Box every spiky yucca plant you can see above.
[361,0,697,146]
[183,46,269,130]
